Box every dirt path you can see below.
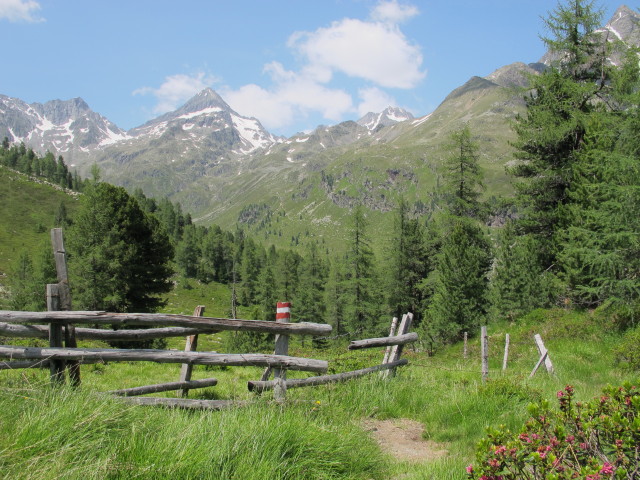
[362,418,448,463]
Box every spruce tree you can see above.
[67,182,174,313]
[426,217,492,344]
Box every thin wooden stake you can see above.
[534,334,554,374]
[481,326,488,383]
[502,333,510,371]
[529,351,549,378]
[463,331,468,359]
[179,305,205,397]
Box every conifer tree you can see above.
[387,198,428,323]
[68,182,174,313]
[426,217,492,344]
[510,1,610,265]
[442,125,485,218]
[488,222,554,320]
[344,205,381,335]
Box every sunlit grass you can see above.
[1,308,638,479]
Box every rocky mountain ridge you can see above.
[1,5,639,252]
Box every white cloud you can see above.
[371,0,419,24]
[357,87,397,117]
[133,72,217,114]
[0,0,43,22]
[222,62,353,131]
[135,1,423,134]
[289,3,424,89]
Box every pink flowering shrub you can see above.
[467,383,640,479]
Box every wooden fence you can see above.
[0,229,417,409]
[0,309,417,407]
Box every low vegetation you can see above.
[1,308,638,479]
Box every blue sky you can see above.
[0,0,631,137]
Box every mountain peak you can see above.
[176,88,231,116]
[602,4,640,45]
[357,106,413,131]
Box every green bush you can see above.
[614,326,640,371]
[467,383,640,479]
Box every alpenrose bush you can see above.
[466,383,640,479]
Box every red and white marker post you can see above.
[273,302,291,401]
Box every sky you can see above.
[0,0,631,137]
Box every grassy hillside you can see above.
[1,308,637,479]
[91,77,521,257]
[0,166,80,305]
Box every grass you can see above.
[1,308,638,479]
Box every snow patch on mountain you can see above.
[357,106,414,131]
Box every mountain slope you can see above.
[0,166,80,305]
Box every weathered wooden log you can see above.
[247,359,408,393]
[0,311,332,336]
[348,332,418,350]
[113,397,241,410]
[0,345,328,373]
[108,377,218,397]
[0,322,221,341]
[0,360,49,370]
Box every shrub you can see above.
[467,383,640,479]
[613,326,640,371]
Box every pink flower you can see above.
[466,464,473,474]
[557,391,564,398]
[600,462,615,475]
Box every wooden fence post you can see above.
[46,284,65,384]
[179,305,205,397]
[382,312,413,378]
[481,326,488,383]
[381,316,399,365]
[50,228,80,386]
[534,334,554,375]
[463,331,468,359]
[502,333,510,371]
[273,302,291,402]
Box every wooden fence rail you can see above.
[108,378,219,397]
[0,322,224,341]
[348,332,418,350]
[248,359,408,393]
[0,311,331,336]
[0,345,328,372]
